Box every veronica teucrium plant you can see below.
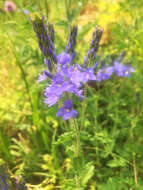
[31,14,134,189]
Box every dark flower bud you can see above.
[88,26,103,60]
[66,25,78,60]
[116,51,126,63]
[44,70,53,79]
[44,58,52,71]
[31,14,57,63]
[47,23,55,43]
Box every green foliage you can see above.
[80,162,94,187]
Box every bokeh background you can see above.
[0,0,143,189]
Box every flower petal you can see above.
[63,109,77,120]
[56,107,66,117]
[63,100,72,109]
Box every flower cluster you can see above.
[32,16,134,120]
[66,25,78,61]
[88,26,103,61]
[32,14,57,67]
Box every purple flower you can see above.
[56,99,77,120]
[116,51,126,63]
[32,16,57,63]
[37,70,53,83]
[65,64,84,86]
[123,65,134,77]
[82,68,96,83]
[96,66,114,81]
[114,62,134,77]
[44,72,84,106]
[44,58,52,71]
[5,1,16,12]
[83,56,87,67]
[47,23,55,43]
[88,26,103,61]
[70,51,76,61]
[57,51,71,65]
[69,83,84,98]
[114,62,126,76]
[33,21,135,120]
[44,74,73,106]
[57,51,72,73]
[23,9,29,15]
[66,25,78,56]
[60,63,97,87]
[93,62,98,70]
[44,94,60,107]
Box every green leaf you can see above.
[55,132,74,145]
[80,162,94,186]
[107,157,127,168]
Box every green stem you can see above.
[80,86,87,130]
[73,118,80,188]
[73,119,79,157]
[58,99,68,130]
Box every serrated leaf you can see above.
[80,162,94,186]
[55,132,74,145]
[107,158,127,168]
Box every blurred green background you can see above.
[0,0,143,189]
